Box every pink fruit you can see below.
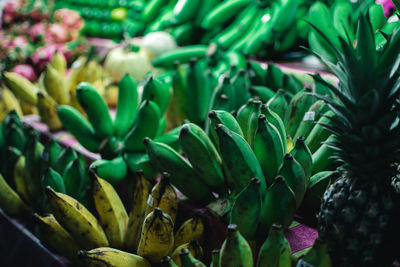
[45,24,69,43]
[31,44,58,70]
[54,9,84,31]
[11,64,37,82]
[29,23,46,42]
[376,0,395,17]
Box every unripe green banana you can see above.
[124,100,161,152]
[179,123,225,193]
[170,23,195,45]
[57,105,101,153]
[332,1,354,40]
[254,114,285,186]
[89,156,128,185]
[267,89,288,120]
[304,110,335,153]
[144,138,215,203]
[247,61,266,85]
[259,176,296,235]
[155,125,182,151]
[5,123,26,152]
[215,124,266,195]
[152,45,209,68]
[208,110,244,150]
[166,62,188,128]
[25,133,45,198]
[236,98,257,139]
[296,238,332,267]
[179,248,206,267]
[311,134,336,174]
[141,76,171,115]
[278,154,307,208]
[249,85,275,103]
[76,82,114,139]
[43,167,65,194]
[141,0,168,24]
[257,225,291,267]
[161,256,179,267]
[186,58,211,125]
[284,88,316,138]
[42,139,63,169]
[37,92,63,131]
[210,249,220,267]
[210,75,236,113]
[63,158,87,199]
[231,69,252,109]
[114,74,139,138]
[260,104,287,152]
[245,99,262,149]
[290,136,313,183]
[265,64,284,91]
[230,178,263,240]
[53,146,78,175]
[171,0,200,25]
[293,100,329,140]
[219,224,253,267]
[201,0,251,30]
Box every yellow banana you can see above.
[174,213,205,249]
[20,101,38,115]
[0,88,23,117]
[3,72,39,105]
[125,170,152,253]
[104,84,119,107]
[145,172,178,224]
[0,173,29,216]
[35,213,80,263]
[92,173,129,249]
[44,65,70,105]
[49,50,67,77]
[37,92,62,131]
[137,208,174,263]
[45,186,109,249]
[171,239,204,267]
[13,156,33,205]
[78,247,151,267]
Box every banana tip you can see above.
[77,250,86,258]
[227,224,238,232]
[208,110,216,119]
[143,137,151,146]
[180,125,189,134]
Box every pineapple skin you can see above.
[318,178,400,266]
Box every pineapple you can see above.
[309,13,400,266]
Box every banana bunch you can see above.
[3,52,109,131]
[59,72,183,183]
[0,88,24,121]
[0,110,93,215]
[306,0,391,64]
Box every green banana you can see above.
[215,124,266,195]
[265,64,284,91]
[229,10,264,52]
[210,249,220,267]
[76,82,114,139]
[89,156,128,184]
[296,238,332,267]
[284,88,316,138]
[311,134,336,174]
[210,75,236,113]
[144,138,215,203]
[236,99,257,140]
[161,256,179,267]
[141,0,168,24]
[260,104,287,152]
[230,178,263,240]
[57,105,101,153]
[154,125,182,151]
[231,69,251,109]
[25,132,44,198]
[43,139,63,169]
[114,74,139,138]
[179,123,225,193]
[266,89,288,120]
[179,248,206,267]
[245,99,262,149]
[369,4,386,32]
[247,61,266,85]
[152,45,209,68]
[258,176,296,234]
[63,158,88,199]
[5,123,26,152]
[171,0,200,25]
[332,1,354,40]
[42,167,65,194]
[123,152,159,180]
[124,100,161,152]
[53,147,78,175]
[201,0,251,30]
[186,59,211,125]
[141,76,171,115]
[278,154,306,208]
[249,85,275,103]
[290,136,313,183]
[257,225,291,267]
[293,100,329,140]
[208,110,244,149]
[254,114,285,186]
[219,224,253,267]
[304,110,335,153]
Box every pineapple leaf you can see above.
[354,11,377,71]
[393,0,400,11]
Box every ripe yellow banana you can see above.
[44,65,70,105]
[171,239,204,267]
[49,50,67,77]
[35,213,80,263]
[137,208,174,263]
[37,92,62,131]
[0,88,23,117]
[174,213,205,249]
[13,156,33,205]
[3,72,39,105]
[145,172,178,224]
[45,186,109,249]
[92,173,129,249]
[78,247,151,267]
[0,173,29,216]
[125,170,152,253]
